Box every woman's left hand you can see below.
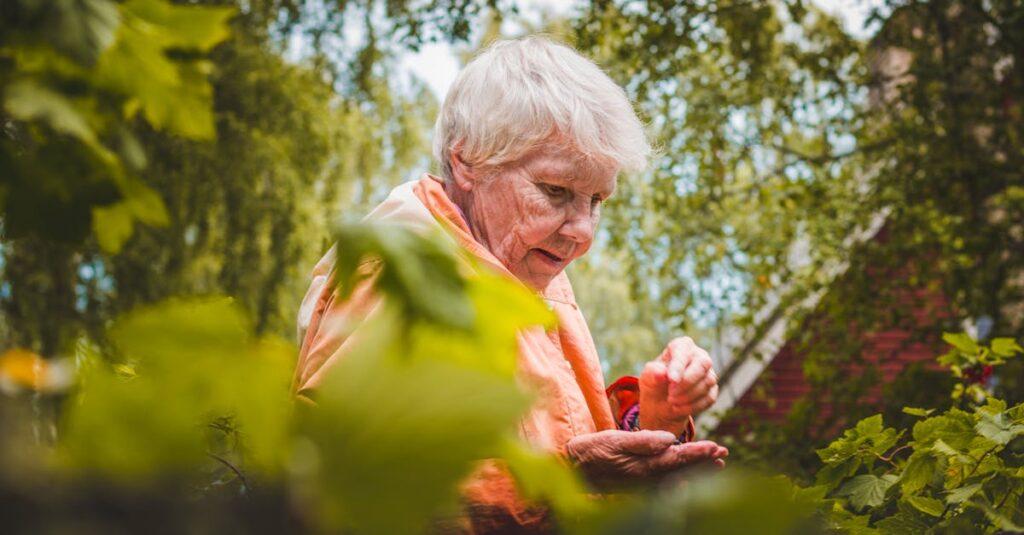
[639,337,718,436]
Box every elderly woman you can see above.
[293,36,726,531]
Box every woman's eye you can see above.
[541,184,568,197]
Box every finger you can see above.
[707,368,718,392]
[682,349,713,392]
[640,360,669,398]
[665,337,695,382]
[660,336,692,364]
[713,459,726,469]
[687,389,718,415]
[682,351,711,385]
[700,384,720,409]
[669,358,707,401]
[677,351,711,393]
[672,374,714,405]
[707,383,719,405]
[669,440,720,463]
[643,441,722,473]
[617,430,678,456]
[673,441,728,462]
[657,341,672,365]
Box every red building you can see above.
[700,221,956,434]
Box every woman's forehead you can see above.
[520,149,618,194]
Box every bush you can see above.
[809,337,1024,533]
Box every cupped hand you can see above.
[640,337,718,435]
[565,430,728,489]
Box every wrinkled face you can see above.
[453,149,618,290]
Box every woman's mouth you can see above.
[532,248,565,267]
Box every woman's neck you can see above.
[442,179,491,252]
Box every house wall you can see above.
[726,280,950,427]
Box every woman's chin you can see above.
[514,252,569,290]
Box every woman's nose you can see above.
[559,200,596,244]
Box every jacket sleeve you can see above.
[606,376,695,442]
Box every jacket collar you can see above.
[410,174,577,305]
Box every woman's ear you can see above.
[448,146,475,192]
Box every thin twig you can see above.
[879,443,912,462]
[873,450,899,468]
[768,139,893,166]
[995,489,1014,510]
[965,444,1000,480]
[208,453,250,494]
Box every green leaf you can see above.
[872,428,903,456]
[836,474,897,511]
[91,180,168,252]
[297,309,530,535]
[93,0,233,138]
[976,410,1024,446]
[901,450,940,494]
[856,414,885,436]
[905,495,945,517]
[60,298,294,479]
[816,414,901,489]
[969,502,1024,532]
[874,508,933,534]
[119,0,233,50]
[51,0,121,64]
[979,397,1008,414]
[817,415,881,465]
[333,223,476,330]
[902,407,934,417]
[657,471,817,535]
[500,439,618,535]
[945,483,982,505]
[816,416,903,491]
[931,439,974,465]
[92,202,134,253]
[912,410,976,450]
[827,505,879,534]
[4,80,97,144]
[792,484,830,503]
[943,332,980,354]
[293,224,558,534]
[816,458,862,490]
[408,273,553,377]
[931,439,960,457]
[990,338,1023,357]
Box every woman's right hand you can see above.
[564,430,728,489]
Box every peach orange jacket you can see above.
[293,175,640,530]
[294,175,618,444]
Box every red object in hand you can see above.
[607,376,640,423]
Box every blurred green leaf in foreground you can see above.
[59,298,294,481]
[294,223,553,533]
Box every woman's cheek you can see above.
[520,199,566,244]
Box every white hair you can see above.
[433,36,651,181]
